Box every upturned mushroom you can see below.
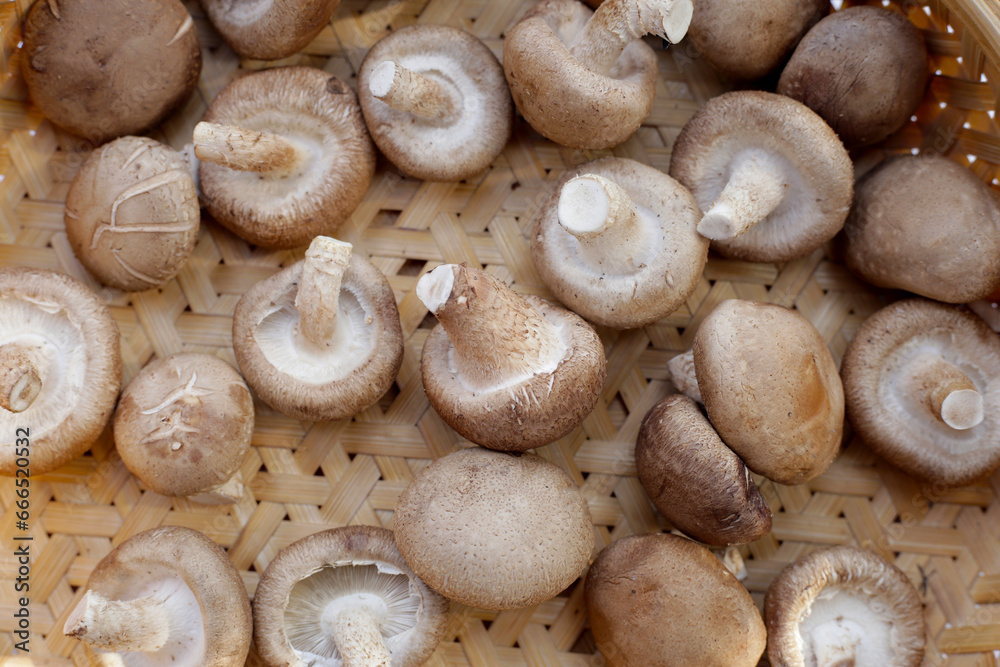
[531,157,708,329]
[417,264,606,451]
[842,299,1000,487]
[393,446,594,610]
[64,526,252,665]
[669,90,853,263]
[1,267,122,476]
[765,546,925,667]
[844,154,1000,303]
[585,532,767,666]
[358,25,512,182]
[113,353,254,503]
[21,0,201,144]
[195,67,375,249]
[201,0,340,61]
[233,236,403,422]
[503,0,694,149]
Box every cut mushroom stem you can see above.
[0,342,43,413]
[369,60,458,124]
[666,349,701,403]
[558,174,648,274]
[698,149,788,241]
[294,236,353,347]
[193,121,306,177]
[910,357,984,430]
[327,603,392,667]
[570,0,694,75]
[64,590,171,653]
[189,471,245,505]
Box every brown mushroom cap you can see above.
[669,90,853,263]
[693,299,844,485]
[201,0,340,61]
[778,7,928,148]
[687,0,827,81]
[113,353,253,500]
[585,532,766,666]
[197,67,375,249]
[765,546,925,667]
[417,264,606,452]
[393,447,594,610]
[842,299,1000,487]
[0,267,122,476]
[844,155,1000,303]
[65,136,200,292]
[253,525,448,667]
[358,25,512,182]
[21,0,200,144]
[531,157,708,329]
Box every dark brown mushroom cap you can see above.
[199,67,376,249]
[635,395,772,546]
[65,136,200,292]
[693,299,844,485]
[778,6,928,148]
[585,532,766,666]
[0,267,122,476]
[842,299,1000,487]
[844,154,1000,303]
[687,0,827,81]
[765,546,925,667]
[669,90,853,263]
[113,353,254,498]
[503,0,658,149]
[531,157,708,329]
[358,25,513,182]
[253,525,448,667]
[233,252,403,422]
[201,0,340,61]
[20,0,200,144]
[393,447,594,610]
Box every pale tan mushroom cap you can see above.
[842,299,1000,487]
[0,267,122,476]
[199,67,375,249]
[393,447,594,610]
[765,546,925,667]
[201,0,340,61]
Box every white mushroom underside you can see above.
[797,587,895,667]
[211,0,273,26]
[550,201,661,277]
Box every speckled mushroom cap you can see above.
[531,157,707,329]
[669,90,853,263]
[417,264,607,452]
[65,136,200,292]
[64,526,252,666]
[201,0,340,61]
[393,447,594,610]
[197,67,375,249]
[765,546,925,667]
[585,532,767,666]
[253,525,448,667]
[358,25,512,182]
[0,267,122,476]
[844,154,1000,303]
[842,299,1000,488]
[693,299,844,485]
[113,353,254,501]
[21,0,200,144]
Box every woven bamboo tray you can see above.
[3,0,1000,664]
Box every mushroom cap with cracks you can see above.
[531,157,707,329]
[1,267,122,476]
[253,525,448,667]
[358,25,513,182]
[201,0,341,61]
[765,545,925,667]
[842,299,1000,488]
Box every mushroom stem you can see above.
[698,149,789,241]
[666,349,701,403]
[0,342,44,413]
[295,236,353,347]
[192,121,306,177]
[416,264,565,392]
[810,619,861,667]
[64,590,171,653]
[558,174,648,274]
[369,60,457,123]
[570,0,694,75]
[330,606,392,667]
[909,357,984,430]
[190,472,244,505]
